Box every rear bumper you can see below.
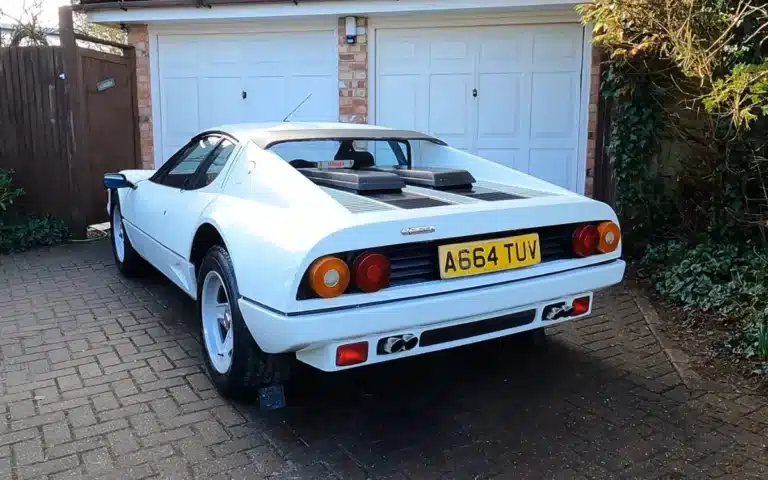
[238,260,625,370]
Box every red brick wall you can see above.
[584,48,601,197]
[127,25,154,169]
[338,17,368,124]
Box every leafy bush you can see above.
[0,169,69,254]
[642,240,768,372]
[0,168,24,212]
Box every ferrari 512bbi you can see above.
[104,122,625,398]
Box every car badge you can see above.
[401,226,435,236]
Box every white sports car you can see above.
[104,122,625,398]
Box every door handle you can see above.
[472,89,478,98]
[242,91,247,99]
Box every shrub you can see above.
[0,169,70,254]
[0,168,24,212]
[642,240,768,372]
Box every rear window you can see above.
[267,139,412,168]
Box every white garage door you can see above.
[156,30,338,163]
[376,24,585,191]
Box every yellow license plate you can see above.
[438,233,541,279]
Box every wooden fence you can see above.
[0,8,139,237]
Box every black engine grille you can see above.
[385,224,576,288]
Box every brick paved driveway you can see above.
[1,241,766,479]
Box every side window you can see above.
[154,136,220,188]
[199,139,236,188]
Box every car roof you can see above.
[203,122,447,149]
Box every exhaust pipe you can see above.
[382,337,406,354]
[377,334,419,355]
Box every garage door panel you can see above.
[532,27,583,70]
[530,72,577,141]
[428,37,473,74]
[476,148,522,170]
[477,73,523,138]
[477,29,530,71]
[286,76,338,122]
[161,77,199,160]
[199,77,244,128]
[529,149,574,190]
[243,76,285,122]
[429,74,472,149]
[377,75,419,130]
[158,37,198,76]
[377,36,421,75]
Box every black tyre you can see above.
[110,197,145,277]
[197,245,290,400]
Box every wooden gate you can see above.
[0,10,138,237]
[79,49,139,226]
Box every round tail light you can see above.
[353,252,391,293]
[308,256,350,298]
[572,225,600,257]
[597,221,621,253]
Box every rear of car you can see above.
[234,131,625,372]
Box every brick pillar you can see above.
[338,17,368,124]
[127,25,155,169]
[584,48,601,198]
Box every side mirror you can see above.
[103,173,136,190]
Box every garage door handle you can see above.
[242,91,247,99]
[473,89,478,98]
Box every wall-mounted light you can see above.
[345,16,357,44]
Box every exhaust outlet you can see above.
[377,334,419,355]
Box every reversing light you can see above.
[597,221,621,253]
[336,342,368,366]
[572,225,600,257]
[309,256,350,298]
[353,252,391,293]
[572,296,591,315]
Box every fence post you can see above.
[58,6,87,238]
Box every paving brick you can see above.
[12,438,44,465]
[141,426,195,448]
[46,437,106,460]
[66,404,97,428]
[43,422,73,446]
[92,391,120,412]
[17,454,80,479]
[56,374,83,392]
[73,418,129,440]
[8,399,36,421]
[119,443,174,467]
[0,428,38,447]
[11,411,65,431]
[212,405,245,427]
[83,446,115,475]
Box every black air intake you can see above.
[371,167,475,190]
[301,168,405,192]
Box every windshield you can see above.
[267,139,412,168]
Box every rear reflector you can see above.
[572,296,591,315]
[336,342,368,367]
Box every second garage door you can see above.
[156,30,338,163]
[375,24,585,191]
